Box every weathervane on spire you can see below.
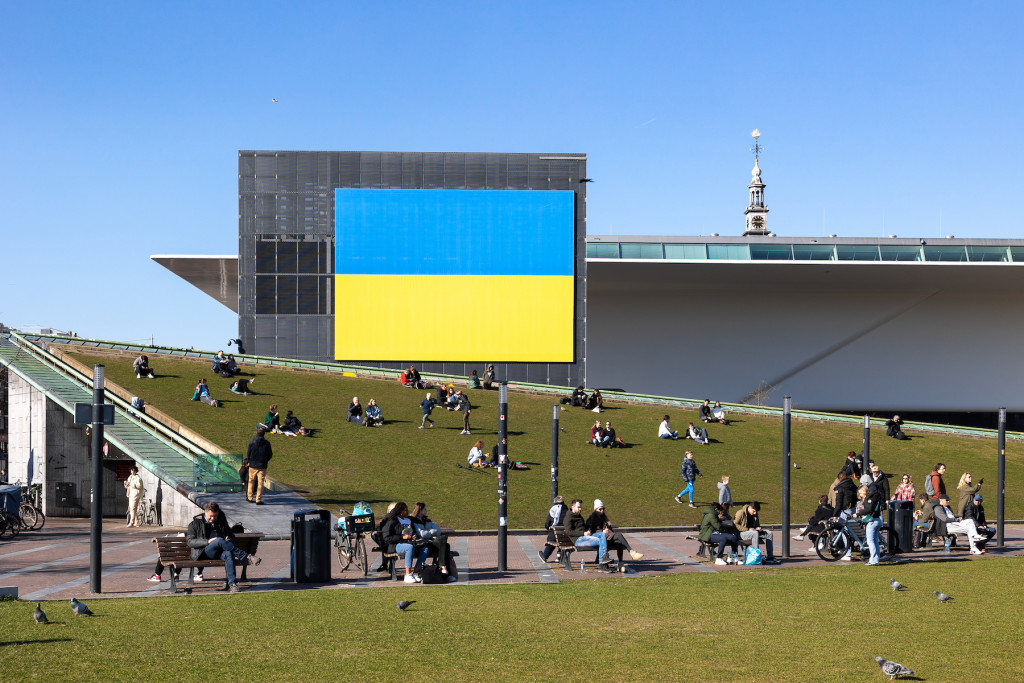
[743,129,770,236]
[750,128,763,162]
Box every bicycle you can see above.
[19,483,45,531]
[334,508,375,576]
[126,497,159,526]
[815,515,899,563]
[0,508,21,539]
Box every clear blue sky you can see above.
[2,2,1021,350]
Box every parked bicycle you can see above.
[815,515,899,563]
[19,483,46,531]
[334,507,375,576]
[126,497,159,526]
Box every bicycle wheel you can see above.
[19,504,37,530]
[145,503,156,526]
[0,511,19,538]
[354,535,369,576]
[336,534,353,571]
[815,527,849,562]
[29,506,45,531]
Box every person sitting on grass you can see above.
[133,354,155,379]
[411,501,456,582]
[658,415,679,440]
[563,498,613,567]
[468,370,481,389]
[733,502,780,564]
[687,422,709,445]
[711,401,729,424]
[225,354,241,375]
[260,404,280,432]
[363,398,382,427]
[445,386,461,411]
[602,421,623,448]
[380,502,429,584]
[699,399,714,423]
[586,389,604,412]
[211,350,230,375]
[885,414,908,440]
[280,410,310,436]
[191,379,217,406]
[406,365,424,389]
[588,420,604,446]
[699,502,739,565]
[347,396,363,424]
[483,364,496,390]
[585,499,644,567]
[468,440,487,467]
[793,494,835,549]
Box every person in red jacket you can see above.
[927,463,946,501]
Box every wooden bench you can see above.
[370,531,460,580]
[153,533,263,593]
[687,533,751,562]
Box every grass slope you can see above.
[2,557,1022,681]
[70,350,1024,529]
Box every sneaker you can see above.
[217,584,231,591]
[418,425,424,429]
[599,553,613,565]
[714,558,727,565]
[630,551,644,561]
[970,548,982,555]
[194,574,204,582]
[465,430,471,435]
[446,576,458,583]
[229,584,242,593]
[147,574,161,582]
[674,495,683,504]
[250,555,261,567]
[839,554,852,561]
[688,503,697,508]
[538,550,548,563]
[173,572,180,581]
[792,535,804,541]
[255,501,264,505]
[429,422,434,427]
[404,574,417,584]
[136,373,141,379]
[763,559,781,565]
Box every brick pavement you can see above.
[1,519,1020,601]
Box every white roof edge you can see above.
[150,254,239,259]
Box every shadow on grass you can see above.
[0,638,75,647]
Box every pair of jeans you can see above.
[678,480,695,502]
[865,517,883,563]
[659,432,678,439]
[203,537,247,585]
[575,532,608,561]
[395,542,429,570]
[709,532,739,559]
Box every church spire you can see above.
[743,129,770,236]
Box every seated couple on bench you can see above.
[548,498,643,571]
[376,501,456,583]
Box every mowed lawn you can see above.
[3,557,1022,681]
[69,349,1024,528]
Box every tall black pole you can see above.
[497,382,508,571]
[89,365,105,594]
[997,407,1006,547]
[862,415,870,474]
[551,405,559,504]
[781,395,791,558]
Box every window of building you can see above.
[663,244,707,259]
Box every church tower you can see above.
[743,129,770,236]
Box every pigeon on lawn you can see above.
[397,600,416,611]
[875,656,914,680]
[934,591,954,602]
[889,578,906,591]
[71,597,93,616]
[33,603,48,624]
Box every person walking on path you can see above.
[927,463,946,501]
[124,465,144,527]
[456,391,472,434]
[675,451,702,508]
[246,426,273,505]
[419,393,436,429]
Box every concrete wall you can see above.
[6,373,45,486]
[587,261,1024,412]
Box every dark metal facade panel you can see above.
[238,150,588,385]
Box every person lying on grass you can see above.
[279,410,310,436]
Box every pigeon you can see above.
[889,578,906,591]
[875,656,914,680]
[934,591,954,602]
[33,603,48,624]
[396,600,416,611]
[71,597,93,616]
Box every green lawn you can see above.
[69,349,1024,529]
[3,557,1021,681]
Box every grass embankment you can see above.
[3,557,1022,681]
[69,350,1024,528]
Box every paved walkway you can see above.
[2,520,1021,601]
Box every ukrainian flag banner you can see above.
[335,189,576,362]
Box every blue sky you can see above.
[2,2,1021,350]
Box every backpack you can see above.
[925,476,935,497]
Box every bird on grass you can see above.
[71,597,93,616]
[934,591,954,602]
[889,578,906,591]
[397,600,416,611]
[33,603,48,624]
[875,656,915,680]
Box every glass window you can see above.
[923,246,967,262]
[750,244,794,260]
[879,246,923,261]
[707,244,750,260]
[586,243,619,258]
[620,243,664,259]
[277,241,297,273]
[836,245,880,261]
[663,244,707,259]
[966,246,1010,262]
[256,240,276,273]
[1010,247,1024,262]
[297,277,319,314]
[277,276,297,314]
[297,241,319,274]
[792,245,835,260]
[255,276,276,314]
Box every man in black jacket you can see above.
[246,426,273,505]
[832,471,857,517]
[538,496,569,563]
[185,502,259,592]
[563,499,612,566]
[869,463,891,501]
[962,494,995,548]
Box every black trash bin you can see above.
[291,509,331,583]
[888,500,915,554]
